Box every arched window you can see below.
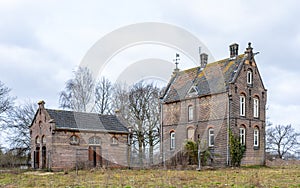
[187,127,195,141]
[247,69,253,85]
[89,136,101,145]
[188,105,193,121]
[208,128,214,147]
[70,135,80,145]
[253,97,259,118]
[35,136,40,144]
[41,135,46,144]
[239,126,246,145]
[111,136,118,145]
[170,131,175,150]
[240,94,246,116]
[254,127,259,147]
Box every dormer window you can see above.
[247,69,253,85]
[188,85,198,96]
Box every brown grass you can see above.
[0,165,300,187]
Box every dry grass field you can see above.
[1,165,300,187]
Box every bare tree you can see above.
[59,67,95,112]
[94,77,113,114]
[0,81,14,123]
[3,101,36,163]
[114,81,161,167]
[266,124,300,159]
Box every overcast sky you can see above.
[0,0,300,133]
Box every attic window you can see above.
[111,137,118,145]
[70,135,79,145]
[247,69,253,85]
[188,85,198,95]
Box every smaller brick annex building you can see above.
[30,101,129,170]
[161,43,267,166]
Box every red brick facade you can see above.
[30,101,129,170]
[161,43,267,166]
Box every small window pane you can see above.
[253,98,259,118]
[170,132,175,150]
[254,128,259,147]
[188,106,193,121]
[240,128,245,145]
[209,129,214,147]
[247,70,253,84]
[240,95,246,116]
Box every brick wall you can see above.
[162,58,267,167]
[30,107,129,170]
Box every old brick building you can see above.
[161,43,267,166]
[30,101,129,170]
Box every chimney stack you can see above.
[229,43,239,58]
[200,53,208,69]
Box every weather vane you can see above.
[173,53,180,72]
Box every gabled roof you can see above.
[162,54,247,103]
[46,109,129,133]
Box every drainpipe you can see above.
[160,99,164,168]
[227,93,232,166]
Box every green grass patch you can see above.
[0,165,300,187]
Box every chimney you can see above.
[229,43,239,58]
[38,100,45,109]
[200,53,208,69]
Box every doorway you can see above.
[42,146,46,169]
[34,147,40,168]
[88,146,102,167]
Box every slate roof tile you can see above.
[163,54,246,103]
[46,109,128,133]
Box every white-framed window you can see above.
[170,132,175,150]
[240,95,246,116]
[36,136,40,144]
[112,137,118,145]
[187,128,195,141]
[254,128,259,147]
[247,70,253,85]
[253,97,259,118]
[42,135,46,144]
[188,105,193,121]
[208,128,214,147]
[89,136,101,145]
[70,135,79,145]
[239,127,246,145]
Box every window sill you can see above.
[253,146,259,150]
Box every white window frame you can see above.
[247,70,253,85]
[36,136,40,144]
[112,137,118,145]
[89,136,101,145]
[253,97,259,118]
[188,105,193,122]
[240,95,246,116]
[239,127,246,145]
[42,135,46,144]
[208,128,214,147]
[170,132,175,150]
[254,128,259,147]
